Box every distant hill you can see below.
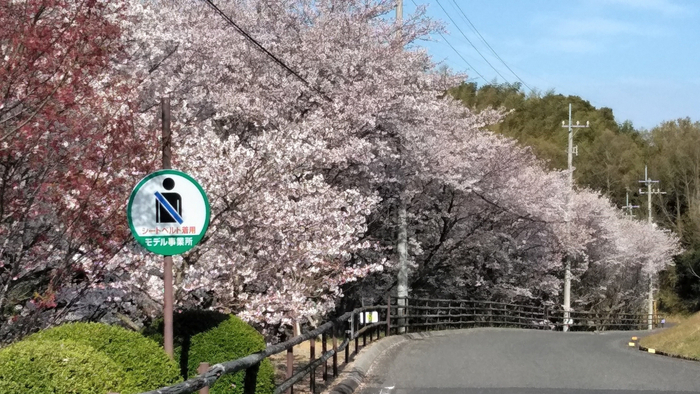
[450,82,700,313]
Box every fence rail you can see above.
[137,297,661,394]
[389,298,661,333]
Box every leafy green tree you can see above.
[450,82,648,210]
[449,82,700,313]
[576,128,645,203]
[641,119,700,311]
[648,119,700,242]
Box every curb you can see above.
[638,345,700,362]
[628,333,700,363]
[325,334,409,394]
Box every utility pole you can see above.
[639,165,665,330]
[622,192,640,216]
[560,103,589,332]
[397,0,403,22]
[395,0,408,334]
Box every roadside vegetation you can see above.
[640,312,700,360]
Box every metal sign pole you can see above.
[128,98,209,360]
[162,97,174,359]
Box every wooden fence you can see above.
[136,297,660,394]
[389,297,660,333]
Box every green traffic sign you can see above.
[127,169,210,255]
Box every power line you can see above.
[410,0,486,81]
[202,0,332,102]
[449,0,533,93]
[436,31,487,81]
[434,0,510,84]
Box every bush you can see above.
[188,315,275,394]
[26,322,181,393]
[144,310,275,394]
[0,340,127,394]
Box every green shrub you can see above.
[0,339,127,394]
[144,311,275,394]
[27,322,181,393]
[188,315,275,394]
[142,309,230,378]
[142,309,230,348]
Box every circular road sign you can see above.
[127,169,210,255]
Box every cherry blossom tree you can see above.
[0,0,155,341]
[99,0,682,331]
[106,0,448,329]
[353,115,680,313]
[574,197,681,314]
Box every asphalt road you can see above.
[357,328,700,394]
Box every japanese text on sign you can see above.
[140,226,197,236]
[144,237,194,247]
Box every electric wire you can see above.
[449,0,533,92]
[436,31,487,81]
[433,0,510,83]
[410,0,486,81]
[202,0,332,102]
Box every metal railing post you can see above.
[332,325,338,377]
[243,362,259,394]
[354,330,359,356]
[353,312,358,357]
[286,347,294,394]
[309,336,316,394]
[322,331,328,382]
[198,363,210,394]
[344,320,350,364]
[386,295,391,336]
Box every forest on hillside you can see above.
[450,82,700,312]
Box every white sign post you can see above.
[127,169,210,255]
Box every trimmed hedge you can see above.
[27,322,181,393]
[187,315,275,394]
[145,310,275,394]
[0,339,127,394]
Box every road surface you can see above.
[358,328,700,394]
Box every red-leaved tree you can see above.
[0,0,154,341]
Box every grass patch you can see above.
[662,314,691,325]
[640,311,700,360]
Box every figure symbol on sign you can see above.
[155,178,183,224]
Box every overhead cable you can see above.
[410,0,486,81]
[202,0,332,102]
[436,31,488,81]
[434,0,511,84]
[449,0,533,92]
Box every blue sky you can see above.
[404,0,700,130]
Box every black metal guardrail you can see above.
[137,297,660,394]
